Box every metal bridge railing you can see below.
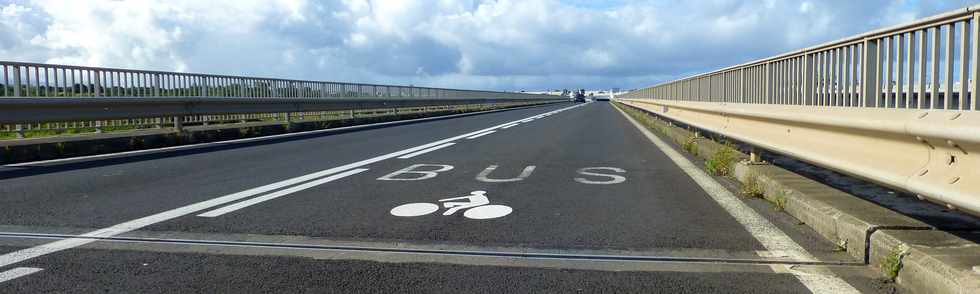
[621,5,980,111]
[0,61,561,139]
[0,61,547,100]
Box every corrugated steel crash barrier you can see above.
[618,5,980,216]
[619,99,980,216]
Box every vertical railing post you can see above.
[761,63,769,104]
[739,68,746,103]
[93,70,101,97]
[12,65,21,97]
[803,53,813,105]
[861,39,879,107]
[153,74,161,97]
[202,76,209,97]
[971,12,980,110]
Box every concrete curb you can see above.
[1,102,562,165]
[614,101,980,294]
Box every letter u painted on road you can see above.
[574,167,626,184]
[475,165,536,182]
[377,164,454,181]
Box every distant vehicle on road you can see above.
[572,89,586,102]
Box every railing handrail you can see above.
[623,5,980,110]
[0,60,555,98]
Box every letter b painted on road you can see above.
[378,164,454,181]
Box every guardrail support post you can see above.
[173,116,184,133]
[749,147,763,164]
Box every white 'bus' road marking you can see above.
[613,105,859,294]
[0,103,587,274]
[0,267,43,283]
[465,130,496,139]
[397,143,456,159]
[197,168,370,217]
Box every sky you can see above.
[1,0,977,92]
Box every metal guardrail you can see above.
[618,6,980,216]
[0,61,561,137]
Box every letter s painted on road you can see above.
[574,167,626,185]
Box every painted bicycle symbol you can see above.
[390,190,513,220]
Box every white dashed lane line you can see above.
[397,143,457,159]
[0,267,43,284]
[196,168,371,217]
[465,131,496,139]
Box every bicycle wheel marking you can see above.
[463,205,513,219]
[390,203,440,217]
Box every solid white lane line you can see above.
[197,168,369,217]
[0,267,43,284]
[501,123,519,129]
[465,131,496,139]
[614,106,859,294]
[397,143,456,159]
[0,102,587,269]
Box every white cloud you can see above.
[1,0,977,91]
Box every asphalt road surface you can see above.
[0,102,898,293]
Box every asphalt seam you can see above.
[0,232,865,267]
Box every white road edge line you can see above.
[465,131,496,139]
[0,102,587,270]
[397,143,457,159]
[0,267,43,284]
[197,168,370,217]
[613,105,859,294]
[2,104,559,168]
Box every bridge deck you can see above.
[0,102,893,293]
